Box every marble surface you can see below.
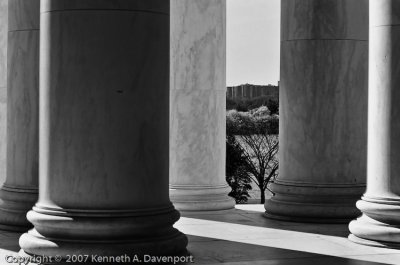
[170,89,226,186]
[370,0,400,27]
[266,0,369,221]
[38,9,170,210]
[41,0,168,13]
[281,0,368,41]
[0,0,39,232]
[364,26,400,199]
[279,40,368,185]
[20,1,188,258]
[170,0,226,92]
[0,0,7,186]
[8,0,39,31]
[349,1,400,247]
[169,0,234,210]
[7,30,39,188]
[1,205,398,264]
[178,205,400,264]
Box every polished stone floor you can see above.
[0,205,399,265]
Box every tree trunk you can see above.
[260,189,265,204]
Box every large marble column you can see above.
[264,0,368,222]
[0,0,7,187]
[0,0,39,232]
[169,0,235,211]
[349,0,400,248]
[20,0,187,257]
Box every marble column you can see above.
[0,0,39,232]
[169,0,235,211]
[264,0,368,222]
[349,0,400,248]
[20,0,187,257]
[0,0,7,187]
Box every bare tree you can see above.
[227,108,279,204]
[235,133,278,204]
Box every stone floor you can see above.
[0,205,399,264]
[178,205,400,265]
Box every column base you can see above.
[348,234,400,249]
[169,184,235,211]
[264,212,354,224]
[19,204,188,258]
[264,182,365,223]
[349,198,400,248]
[0,185,37,231]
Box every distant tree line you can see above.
[227,96,279,115]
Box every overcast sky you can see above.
[227,0,280,86]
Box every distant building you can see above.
[227,83,279,100]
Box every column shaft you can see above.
[169,0,234,211]
[0,0,7,186]
[349,0,400,248]
[20,0,187,257]
[0,0,39,231]
[265,0,368,222]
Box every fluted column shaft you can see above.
[20,0,187,258]
[0,0,39,231]
[265,0,368,222]
[349,0,400,248]
[169,0,235,211]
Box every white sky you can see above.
[227,0,280,86]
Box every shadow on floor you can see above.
[181,208,350,238]
[186,235,390,265]
[0,231,393,265]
